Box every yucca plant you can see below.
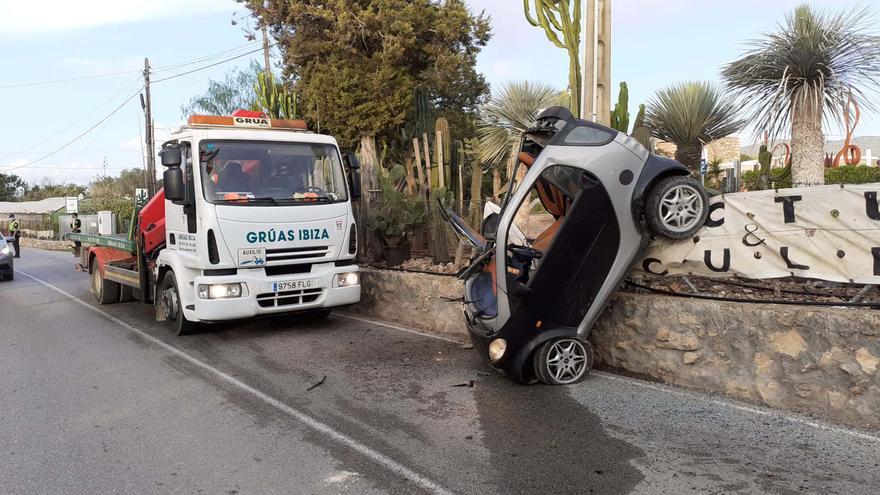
[644,81,743,174]
[722,5,880,186]
[476,81,565,173]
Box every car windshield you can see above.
[199,140,348,205]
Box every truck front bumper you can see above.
[185,263,360,322]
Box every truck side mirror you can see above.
[342,151,360,170]
[342,151,362,200]
[164,167,185,202]
[159,147,182,167]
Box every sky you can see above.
[0,0,876,186]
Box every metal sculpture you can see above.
[832,91,861,168]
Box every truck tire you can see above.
[90,262,120,305]
[158,271,199,336]
[119,285,135,303]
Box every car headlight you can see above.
[0,247,10,256]
[488,338,507,362]
[198,283,243,299]
[335,271,359,287]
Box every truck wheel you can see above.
[644,175,708,239]
[158,272,199,336]
[90,262,120,305]
[119,285,135,303]
[533,337,593,385]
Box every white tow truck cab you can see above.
[150,111,362,334]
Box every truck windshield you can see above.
[199,140,348,205]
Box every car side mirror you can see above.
[159,146,182,167]
[163,167,185,203]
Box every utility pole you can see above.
[582,0,612,126]
[261,24,272,78]
[143,57,156,197]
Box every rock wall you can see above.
[592,294,880,428]
[350,267,467,339]
[355,268,880,427]
[20,237,73,251]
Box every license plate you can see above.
[269,278,322,292]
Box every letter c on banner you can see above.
[705,202,725,228]
[642,258,669,276]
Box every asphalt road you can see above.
[1,248,879,494]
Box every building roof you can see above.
[0,197,67,214]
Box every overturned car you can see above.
[442,107,708,385]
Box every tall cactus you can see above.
[630,104,652,151]
[610,82,630,132]
[524,0,583,117]
[254,71,297,120]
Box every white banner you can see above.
[639,183,880,284]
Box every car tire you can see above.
[157,271,199,336]
[90,262,120,305]
[119,285,135,303]
[644,175,709,240]
[533,337,594,385]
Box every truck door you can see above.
[165,142,200,264]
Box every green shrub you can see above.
[742,165,880,190]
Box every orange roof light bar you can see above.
[187,114,308,131]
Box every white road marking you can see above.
[19,271,454,495]
[338,314,466,344]
[343,311,880,445]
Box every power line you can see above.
[0,42,260,90]
[152,41,261,73]
[0,77,143,161]
[152,47,267,84]
[0,69,140,90]
[0,87,143,172]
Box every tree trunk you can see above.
[790,101,825,186]
[492,168,502,199]
[359,135,379,260]
[674,141,702,176]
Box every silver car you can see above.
[443,106,709,385]
[0,236,14,281]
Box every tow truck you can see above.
[68,111,363,334]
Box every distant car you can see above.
[0,236,14,281]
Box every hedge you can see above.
[742,165,880,190]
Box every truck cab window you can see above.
[199,140,348,205]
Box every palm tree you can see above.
[476,81,564,195]
[722,5,880,186]
[644,81,743,174]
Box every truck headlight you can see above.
[488,338,507,362]
[198,283,243,299]
[0,246,10,256]
[335,271,359,287]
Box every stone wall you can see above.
[356,268,880,427]
[592,294,880,428]
[20,237,73,251]
[349,267,467,339]
[653,137,742,164]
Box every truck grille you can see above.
[266,246,329,264]
[257,288,323,308]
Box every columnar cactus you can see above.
[610,82,630,132]
[254,71,297,120]
[524,0,583,117]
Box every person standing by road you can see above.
[7,214,21,258]
[70,213,83,270]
